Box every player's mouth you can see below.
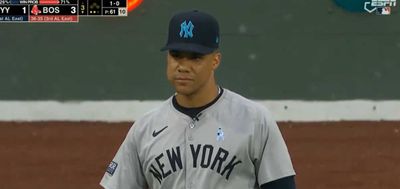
[174,76,194,85]
[174,76,193,81]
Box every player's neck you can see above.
[175,83,219,108]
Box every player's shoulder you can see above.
[222,88,269,113]
[130,97,173,132]
[221,88,274,123]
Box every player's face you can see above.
[167,50,221,97]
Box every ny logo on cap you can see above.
[179,20,194,38]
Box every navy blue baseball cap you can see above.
[161,10,220,55]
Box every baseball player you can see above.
[100,10,296,189]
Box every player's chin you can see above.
[173,85,195,96]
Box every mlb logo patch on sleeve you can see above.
[106,161,118,176]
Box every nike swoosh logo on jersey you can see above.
[152,126,168,137]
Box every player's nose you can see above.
[177,65,189,73]
[176,58,191,73]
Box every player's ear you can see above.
[212,51,221,70]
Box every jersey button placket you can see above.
[188,121,195,141]
[186,120,196,189]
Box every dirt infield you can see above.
[1,121,399,189]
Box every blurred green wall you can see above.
[0,0,399,100]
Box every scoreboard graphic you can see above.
[0,0,127,23]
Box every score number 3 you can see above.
[71,6,76,14]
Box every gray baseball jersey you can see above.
[100,88,295,189]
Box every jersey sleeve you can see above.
[254,107,296,186]
[100,124,148,189]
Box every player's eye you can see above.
[169,50,204,61]
[187,53,204,60]
[169,50,184,59]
